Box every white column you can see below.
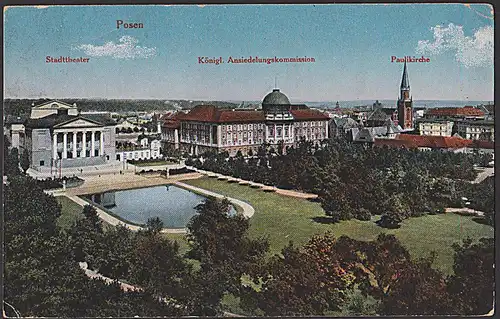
[53,132,58,160]
[217,125,222,147]
[82,132,87,158]
[63,133,68,159]
[72,132,77,158]
[91,131,95,157]
[174,128,179,149]
[282,124,285,139]
[274,124,277,140]
[99,130,104,156]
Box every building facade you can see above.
[424,106,485,120]
[24,100,116,170]
[416,120,454,137]
[161,89,330,156]
[397,61,413,130]
[115,139,162,162]
[454,119,495,141]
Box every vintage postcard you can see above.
[3,3,495,317]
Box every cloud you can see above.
[74,36,157,59]
[416,23,493,68]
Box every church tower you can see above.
[397,61,413,130]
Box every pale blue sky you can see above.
[3,4,494,101]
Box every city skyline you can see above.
[4,4,494,101]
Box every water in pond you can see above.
[84,184,236,228]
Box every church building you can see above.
[397,61,414,130]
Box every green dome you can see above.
[262,89,291,106]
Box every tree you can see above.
[145,216,164,234]
[20,150,30,173]
[129,228,190,299]
[186,198,269,315]
[67,205,105,267]
[377,195,409,228]
[253,243,334,316]
[4,175,182,317]
[377,254,452,315]
[447,237,494,315]
[4,147,21,177]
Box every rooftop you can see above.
[426,107,485,117]
[375,134,494,150]
[25,113,116,129]
[262,89,291,106]
[173,105,329,123]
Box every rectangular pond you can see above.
[83,184,214,228]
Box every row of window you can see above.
[462,127,492,132]
[122,151,151,159]
[224,123,264,131]
[294,121,325,127]
[224,138,264,146]
[183,121,327,132]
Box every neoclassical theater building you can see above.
[24,100,116,170]
[161,89,330,155]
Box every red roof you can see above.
[374,138,418,149]
[218,110,266,122]
[427,107,485,117]
[176,105,329,123]
[161,112,181,129]
[470,139,495,149]
[289,109,330,121]
[176,105,265,123]
[377,134,495,150]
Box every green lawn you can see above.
[183,177,493,275]
[56,196,84,230]
[55,177,494,315]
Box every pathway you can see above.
[78,262,243,317]
[186,166,318,199]
[472,167,494,184]
[445,207,485,217]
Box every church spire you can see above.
[400,61,410,89]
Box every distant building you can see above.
[4,114,28,150]
[453,119,494,141]
[374,133,494,153]
[416,119,454,137]
[372,100,383,110]
[329,117,359,138]
[350,120,402,143]
[115,138,162,162]
[161,89,330,156]
[366,108,398,127]
[476,103,494,118]
[397,61,413,130]
[424,106,485,120]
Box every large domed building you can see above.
[161,88,330,156]
[262,88,291,107]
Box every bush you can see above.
[356,208,372,221]
[168,167,195,176]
